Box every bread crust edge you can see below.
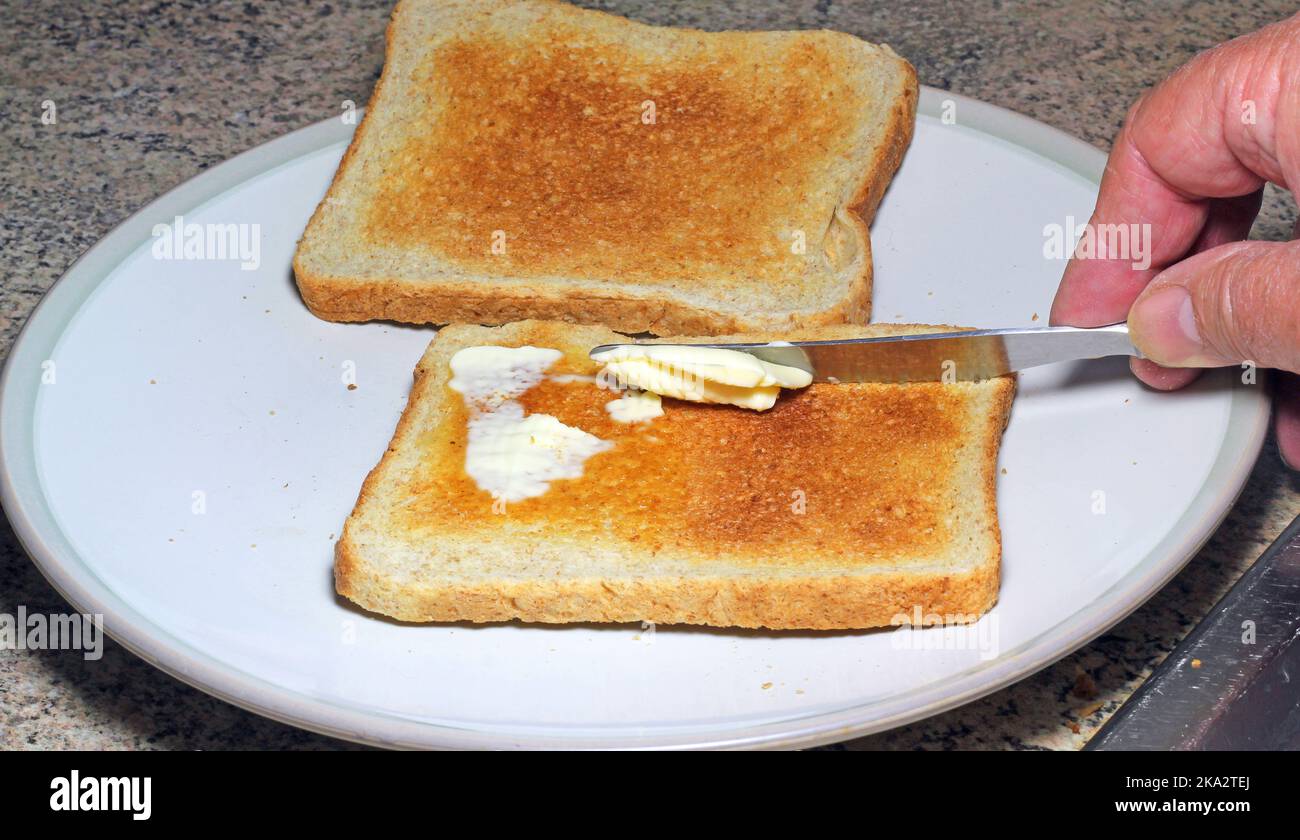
[335,536,1001,630]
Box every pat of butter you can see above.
[449,345,561,407]
[591,345,812,411]
[463,406,611,502]
[449,346,611,503]
[605,390,663,424]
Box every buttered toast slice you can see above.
[336,321,1016,630]
[293,0,918,334]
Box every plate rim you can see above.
[0,87,1270,750]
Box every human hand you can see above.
[1049,13,1300,464]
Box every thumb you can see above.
[1127,240,1300,371]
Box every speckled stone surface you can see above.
[1,0,1298,750]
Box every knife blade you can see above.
[589,324,1140,383]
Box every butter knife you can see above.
[590,324,1139,384]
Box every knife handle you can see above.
[1003,323,1141,371]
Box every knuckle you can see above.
[1199,243,1300,369]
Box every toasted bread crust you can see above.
[334,320,1015,630]
[848,59,918,232]
[293,0,919,334]
[335,535,998,630]
[293,262,877,336]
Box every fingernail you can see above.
[1128,286,1204,366]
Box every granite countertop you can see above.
[2,0,1298,750]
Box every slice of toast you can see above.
[294,0,918,334]
[336,320,1016,630]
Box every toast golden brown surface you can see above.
[293,0,919,334]
[336,320,1016,630]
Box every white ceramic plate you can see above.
[0,88,1268,749]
